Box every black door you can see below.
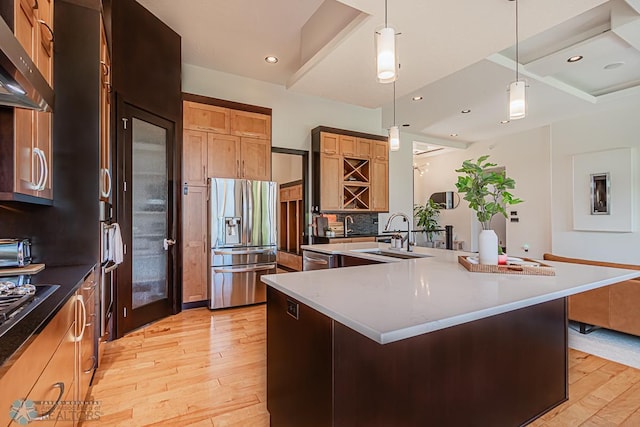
[115,100,178,336]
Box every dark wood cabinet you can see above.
[267,287,567,426]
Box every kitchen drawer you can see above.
[78,268,98,404]
[23,322,76,426]
[0,296,75,427]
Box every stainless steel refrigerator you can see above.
[209,178,277,309]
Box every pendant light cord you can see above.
[385,0,388,27]
[393,81,396,126]
[515,0,519,82]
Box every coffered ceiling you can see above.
[138,0,640,144]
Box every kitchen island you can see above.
[261,243,640,426]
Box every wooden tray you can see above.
[458,256,555,276]
[0,263,45,276]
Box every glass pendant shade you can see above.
[509,80,526,120]
[389,125,400,151]
[376,27,397,83]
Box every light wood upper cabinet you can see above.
[356,138,373,158]
[373,140,389,161]
[184,101,230,134]
[319,153,342,211]
[182,186,208,303]
[338,135,357,156]
[207,133,240,179]
[231,110,271,139]
[312,127,388,213]
[320,133,339,154]
[371,159,389,212]
[183,130,208,185]
[36,0,54,85]
[241,137,271,180]
[7,0,53,201]
[15,0,37,59]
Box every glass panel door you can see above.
[116,100,176,337]
[132,118,168,308]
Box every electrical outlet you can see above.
[286,299,299,319]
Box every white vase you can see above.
[478,229,498,265]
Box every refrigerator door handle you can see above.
[213,248,274,256]
[246,181,254,244]
[213,264,276,274]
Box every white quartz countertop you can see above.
[262,243,640,344]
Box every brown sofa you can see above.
[543,253,640,336]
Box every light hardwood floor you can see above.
[86,305,640,426]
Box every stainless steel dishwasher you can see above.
[302,250,337,271]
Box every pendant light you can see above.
[375,0,397,83]
[389,81,400,151]
[509,0,526,120]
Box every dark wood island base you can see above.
[267,287,568,426]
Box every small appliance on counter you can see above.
[0,239,32,268]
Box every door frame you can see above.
[271,147,309,246]
[114,96,181,338]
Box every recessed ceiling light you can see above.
[461,109,471,114]
[500,120,510,124]
[567,55,583,63]
[265,56,278,64]
[450,133,458,137]
[402,123,410,127]
[412,96,423,101]
[604,62,625,70]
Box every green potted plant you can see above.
[414,199,442,247]
[455,155,523,264]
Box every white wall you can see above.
[413,127,552,259]
[550,104,640,264]
[379,129,415,233]
[272,152,302,185]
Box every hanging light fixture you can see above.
[375,0,397,83]
[389,81,400,151]
[509,0,526,120]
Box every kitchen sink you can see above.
[349,249,432,260]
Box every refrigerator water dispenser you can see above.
[224,217,241,245]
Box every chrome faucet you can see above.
[344,215,354,236]
[384,212,414,251]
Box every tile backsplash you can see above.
[334,213,379,235]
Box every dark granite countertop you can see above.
[0,264,96,369]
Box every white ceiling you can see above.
[138,0,640,145]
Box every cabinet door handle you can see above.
[100,61,109,77]
[32,148,46,190]
[236,160,240,177]
[242,160,246,177]
[32,382,64,420]
[32,0,38,9]
[84,355,97,374]
[37,19,54,44]
[76,295,87,341]
[101,168,112,198]
[202,165,206,181]
[40,150,49,191]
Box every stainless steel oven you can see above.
[99,201,117,339]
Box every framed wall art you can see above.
[572,147,635,232]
